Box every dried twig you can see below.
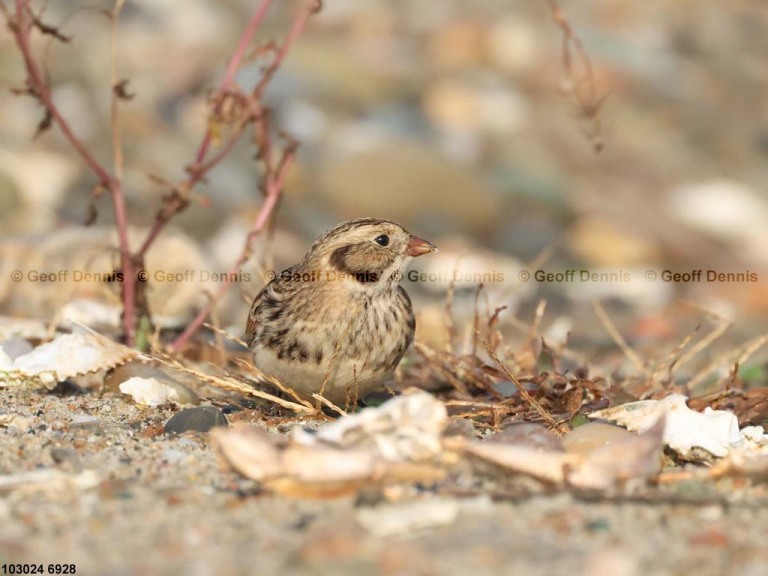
[525,299,547,354]
[544,0,607,152]
[137,0,319,265]
[483,340,567,436]
[443,254,464,353]
[234,357,313,409]
[674,307,731,371]
[311,394,347,417]
[171,138,298,351]
[6,0,137,343]
[687,332,768,391]
[154,354,315,414]
[592,299,645,372]
[109,0,126,181]
[413,342,471,397]
[203,323,249,350]
[3,1,317,347]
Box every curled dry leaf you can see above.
[461,440,573,485]
[565,415,665,490]
[461,416,665,491]
[293,390,448,462]
[1,329,137,388]
[589,394,740,459]
[714,449,768,480]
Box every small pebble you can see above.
[562,422,636,455]
[164,406,228,435]
[70,414,100,427]
[50,447,82,471]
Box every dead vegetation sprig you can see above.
[483,341,568,436]
[2,0,320,347]
[404,272,767,436]
[592,299,645,373]
[687,331,768,392]
[151,352,317,415]
[592,297,748,399]
[590,298,768,416]
[405,281,604,432]
[544,0,608,152]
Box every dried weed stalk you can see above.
[544,0,608,152]
[2,0,320,346]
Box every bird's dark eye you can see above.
[374,234,390,247]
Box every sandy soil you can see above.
[2,387,768,576]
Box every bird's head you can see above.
[304,218,437,289]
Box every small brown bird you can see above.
[246,218,437,406]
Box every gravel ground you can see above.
[2,387,768,576]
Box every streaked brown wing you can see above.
[244,271,294,345]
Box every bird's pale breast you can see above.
[249,280,414,405]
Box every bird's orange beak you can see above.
[406,236,438,257]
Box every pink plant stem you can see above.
[135,0,275,262]
[170,149,296,352]
[252,1,316,99]
[194,0,275,165]
[12,0,137,345]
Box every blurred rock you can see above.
[119,377,181,407]
[408,242,525,294]
[0,171,23,228]
[287,39,401,106]
[563,421,640,456]
[423,79,529,136]
[442,417,476,439]
[567,216,660,267]
[487,16,540,73]
[0,151,79,233]
[0,337,34,360]
[427,20,486,72]
[0,226,214,328]
[667,180,768,264]
[318,138,500,235]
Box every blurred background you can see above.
[1,0,767,368]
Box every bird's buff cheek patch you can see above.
[278,270,379,283]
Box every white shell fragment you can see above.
[211,392,450,497]
[355,498,460,537]
[119,377,181,407]
[211,424,389,498]
[214,390,668,497]
[1,329,137,388]
[293,390,448,462]
[213,425,378,484]
[0,348,13,372]
[0,316,50,341]
[0,469,101,495]
[589,394,740,459]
